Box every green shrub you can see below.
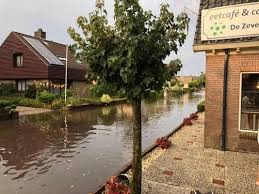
[4,106,13,112]
[51,99,65,110]
[188,80,200,89]
[90,83,125,98]
[197,101,205,112]
[68,97,100,106]
[0,100,16,113]
[60,89,73,99]
[0,100,12,108]
[171,85,184,95]
[0,96,23,105]
[170,79,178,87]
[38,91,55,104]
[25,84,37,99]
[100,94,111,103]
[0,83,16,96]
[19,98,45,108]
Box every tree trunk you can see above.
[131,97,142,194]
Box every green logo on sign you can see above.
[210,22,226,36]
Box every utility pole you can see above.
[65,45,68,105]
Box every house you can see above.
[194,0,259,153]
[0,29,88,95]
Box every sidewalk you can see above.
[16,106,52,116]
[142,113,259,194]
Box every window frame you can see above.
[13,53,23,67]
[239,72,259,133]
[16,80,26,92]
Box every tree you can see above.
[68,1,189,193]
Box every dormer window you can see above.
[13,53,23,67]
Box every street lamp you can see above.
[65,45,68,105]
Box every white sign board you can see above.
[201,2,259,41]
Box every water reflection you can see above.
[0,92,204,194]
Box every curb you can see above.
[92,111,200,194]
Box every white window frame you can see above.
[239,72,259,133]
[14,53,23,67]
[16,80,26,92]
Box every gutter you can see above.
[222,49,230,151]
[193,41,259,52]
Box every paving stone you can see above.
[212,179,225,186]
[163,170,173,176]
[174,157,183,161]
[141,113,259,194]
[215,164,225,168]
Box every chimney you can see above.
[34,28,46,39]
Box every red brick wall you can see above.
[0,32,48,79]
[205,51,259,153]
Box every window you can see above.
[240,73,259,132]
[16,80,26,92]
[13,53,23,67]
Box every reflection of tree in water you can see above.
[98,106,118,125]
[0,108,107,181]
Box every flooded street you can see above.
[0,92,204,194]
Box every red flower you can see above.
[189,113,198,120]
[156,137,171,149]
[183,118,193,126]
[105,176,131,194]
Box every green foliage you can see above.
[90,83,125,98]
[171,84,184,95]
[67,97,100,106]
[188,80,200,89]
[0,100,12,108]
[19,98,45,108]
[25,84,37,99]
[170,79,178,87]
[51,99,65,110]
[0,100,16,113]
[0,83,16,96]
[68,1,189,100]
[100,94,112,103]
[37,91,55,104]
[0,96,23,105]
[60,89,73,99]
[197,101,205,112]
[4,106,13,112]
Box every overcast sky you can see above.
[0,0,205,76]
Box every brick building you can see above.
[0,29,88,95]
[194,0,259,153]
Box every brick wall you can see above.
[205,51,259,153]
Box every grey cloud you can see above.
[0,0,204,75]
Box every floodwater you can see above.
[0,92,204,194]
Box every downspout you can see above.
[222,49,230,151]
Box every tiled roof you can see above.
[13,32,87,70]
[194,0,259,46]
